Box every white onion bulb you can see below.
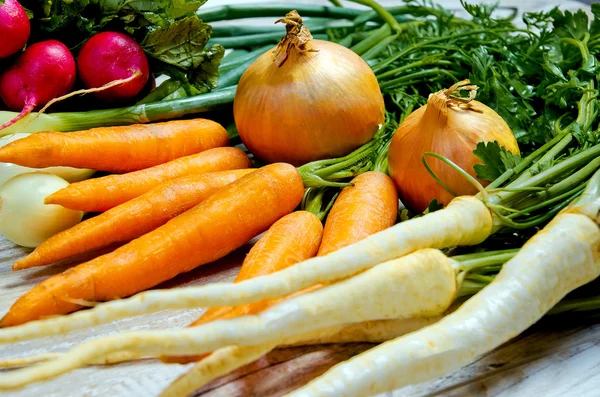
[0,173,83,247]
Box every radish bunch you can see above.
[0,5,150,132]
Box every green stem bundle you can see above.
[0,88,236,136]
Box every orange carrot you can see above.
[0,119,229,172]
[164,210,323,364]
[317,171,398,256]
[197,172,397,321]
[0,163,304,327]
[195,210,323,323]
[44,147,251,212]
[165,172,398,363]
[13,169,256,270]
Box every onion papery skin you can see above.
[234,39,385,166]
[388,89,520,213]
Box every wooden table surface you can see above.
[1,1,598,396]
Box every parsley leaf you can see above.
[423,199,444,214]
[473,141,522,181]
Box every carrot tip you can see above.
[43,194,57,205]
[12,259,32,271]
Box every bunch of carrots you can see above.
[0,118,399,332]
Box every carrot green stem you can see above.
[422,152,487,199]
[197,4,365,22]
[455,250,518,272]
[467,274,496,283]
[501,133,573,189]
[513,157,600,210]
[491,196,578,230]
[501,143,600,203]
[549,296,600,315]
[301,187,340,221]
[372,28,533,74]
[506,183,587,219]
[379,68,459,90]
[348,0,402,32]
[351,24,391,55]
[376,57,452,80]
[298,119,396,188]
[486,187,545,193]
[361,33,398,60]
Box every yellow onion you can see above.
[388,80,519,213]
[234,11,385,166]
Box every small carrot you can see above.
[164,210,323,364]
[318,171,398,256]
[0,163,304,327]
[0,119,229,172]
[13,169,256,270]
[197,211,323,323]
[44,147,251,212]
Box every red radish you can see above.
[0,40,76,131]
[77,32,150,102]
[0,0,30,59]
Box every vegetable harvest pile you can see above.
[2,0,600,396]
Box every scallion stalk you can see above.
[0,87,237,136]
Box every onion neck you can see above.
[273,10,318,67]
[424,92,449,127]
[423,79,480,127]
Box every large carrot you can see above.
[0,163,304,327]
[164,210,323,364]
[13,169,256,270]
[0,119,229,172]
[317,171,398,256]
[44,147,251,212]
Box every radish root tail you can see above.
[31,71,143,123]
[0,101,36,131]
